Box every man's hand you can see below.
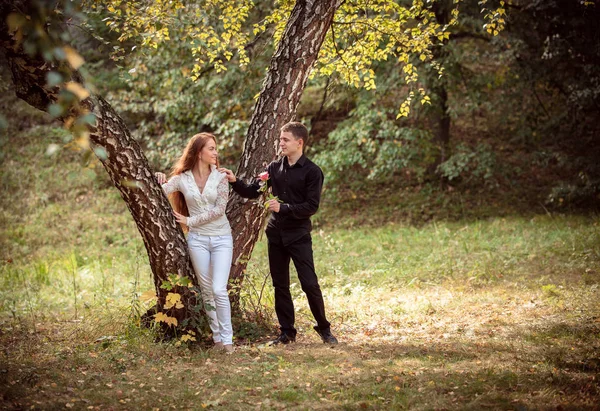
[266,199,281,213]
[155,172,167,184]
[218,168,237,183]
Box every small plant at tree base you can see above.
[140,274,210,345]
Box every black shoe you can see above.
[270,333,296,345]
[314,326,338,345]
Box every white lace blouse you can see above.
[161,165,232,236]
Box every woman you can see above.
[155,133,234,353]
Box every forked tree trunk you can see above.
[1,0,340,323]
[227,0,339,303]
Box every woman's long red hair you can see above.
[169,133,219,231]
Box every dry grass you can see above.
[1,265,599,410]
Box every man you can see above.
[219,122,338,345]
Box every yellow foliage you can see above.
[64,82,90,100]
[164,292,184,310]
[139,289,157,303]
[91,0,507,116]
[180,334,197,342]
[63,46,85,70]
[155,312,178,327]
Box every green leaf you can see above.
[53,47,66,60]
[78,113,97,127]
[46,71,63,87]
[48,103,64,118]
[93,146,108,160]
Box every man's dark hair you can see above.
[281,122,309,146]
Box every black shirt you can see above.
[230,154,324,245]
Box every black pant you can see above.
[267,233,330,336]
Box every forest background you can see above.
[1,0,599,409]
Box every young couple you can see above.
[155,122,338,352]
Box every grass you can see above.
[1,122,599,409]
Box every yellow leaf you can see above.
[181,334,197,342]
[154,312,178,327]
[154,312,168,323]
[63,46,85,70]
[6,13,25,33]
[65,82,90,100]
[75,132,90,149]
[165,292,183,309]
[139,289,157,303]
[63,116,75,129]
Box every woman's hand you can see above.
[218,168,236,183]
[155,172,167,184]
[173,210,187,225]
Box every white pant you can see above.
[187,233,233,345]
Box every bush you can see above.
[437,143,497,185]
[313,102,435,194]
[546,172,600,210]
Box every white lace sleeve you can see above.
[186,177,229,228]
[161,174,181,196]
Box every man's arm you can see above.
[219,168,262,199]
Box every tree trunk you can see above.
[437,85,451,164]
[226,0,339,304]
[431,0,452,181]
[0,1,197,328]
[1,0,341,323]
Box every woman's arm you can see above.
[156,173,181,196]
